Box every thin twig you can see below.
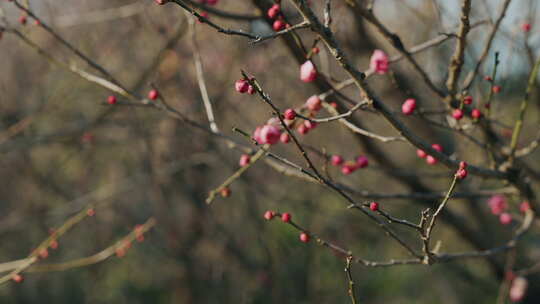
[422,175,459,264]
[462,0,513,91]
[345,256,358,304]
[508,57,540,161]
[187,12,220,133]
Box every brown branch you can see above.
[27,218,156,273]
[348,1,445,98]
[289,0,508,180]
[445,0,472,97]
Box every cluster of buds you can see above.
[263,211,310,243]
[235,78,255,95]
[455,161,468,180]
[330,155,369,175]
[417,144,443,165]
[266,3,287,31]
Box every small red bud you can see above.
[431,144,443,152]
[12,274,24,283]
[107,95,117,105]
[19,15,27,25]
[280,132,290,143]
[264,210,275,220]
[416,149,427,158]
[452,108,464,120]
[284,109,297,120]
[220,187,231,198]
[401,98,416,115]
[86,208,95,217]
[273,19,285,31]
[239,154,251,167]
[521,23,531,33]
[331,155,344,166]
[355,155,369,168]
[341,163,356,175]
[148,89,159,100]
[305,95,321,111]
[297,124,308,135]
[492,85,501,93]
[471,108,482,119]
[235,79,249,93]
[281,212,291,223]
[312,47,319,54]
[499,212,512,225]
[463,96,473,105]
[299,232,310,243]
[455,168,468,179]
[459,161,468,169]
[369,202,379,211]
[426,155,437,165]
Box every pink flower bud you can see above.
[247,85,255,95]
[521,23,531,33]
[239,154,251,167]
[471,108,482,119]
[253,127,263,144]
[264,210,275,220]
[355,155,369,168]
[452,109,464,120]
[417,149,427,158]
[426,155,437,165]
[519,201,531,213]
[331,155,343,166]
[19,15,27,25]
[148,89,159,100]
[280,132,290,143]
[369,49,389,75]
[369,202,379,211]
[488,195,508,215]
[155,0,168,4]
[303,120,317,130]
[284,109,296,120]
[107,95,117,105]
[499,212,512,225]
[300,60,317,83]
[305,95,321,111]
[299,232,310,243]
[235,79,249,93]
[297,124,308,135]
[267,5,280,19]
[341,163,356,175]
[431,144,443,152]
[260,125,280,145]
[273,19,285,31]
[206,0,218,5]
[455,168,467,179]
[509,276,528,302]
[492,85,501,93]
[463,96,473,105]
[281,212,291,223]
[401,98,416,115]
